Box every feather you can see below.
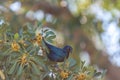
[43,38,72,62]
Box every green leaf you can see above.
[17,64,23,76]
[6,32,14,39]
[30,74,39,80]
[82,66,87,72]
[46,35,56,43]
[48,35,56,39]
[31,62,40,75]
[31,56,45,69]
[43,29,49,33]
[67,74,74,80]
[2,48,11,56]
[87,66,95,76]
[46,39,53,43]
[74,66,81,73]
[8,61,17,74]
[19,28,23,37]
[14,33,19,39]
[45,31,55,38]
[101,69,107,78]
[68,58,76,68]
[81,60,85,69]
[37,21,42,27]
[94,72,102,77]
[27,23,33,30]
[41,72,50,80]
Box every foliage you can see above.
[0,18,104,80]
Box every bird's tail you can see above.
[42,37,48,46]
[42,36,54,49]
[42,37,50,55]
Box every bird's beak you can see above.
[70,50,72,53]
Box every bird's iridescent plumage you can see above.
[43,38,72,62]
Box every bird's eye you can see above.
[67,48,70,52]
[69,48,70,51]
[68,47,72,53]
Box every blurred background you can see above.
[0,0,120,80]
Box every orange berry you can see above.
[76,73,86,80]
[60,71,69,79]
[11,41,20,51]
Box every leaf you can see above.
[87,66,95,76]
[46,35,56,43]
[43,29,49,33]
[6,32,14,39]
[82,66,87,72]
[81,60,85,69]
[67,74,74,80]
[41,72,50,80]
[14,33,19,40]
[30,74,39,80]
[37,21,42,27]
[27,23,33,30]
[19,28,23,37]
[2,48,11,56]
[101,69,107,78]
[45,31,55,38]
[17,64,23,76]
[31,62,40,75]
[8,61,17,74]
[48,35,56,39]
[46,39,53,43]
[74,67,81,73]
[94,72,102,77]
[31,57,45,69]
[68,58,76,68]
[0,70,5,80]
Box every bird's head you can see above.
[63,45,72,54]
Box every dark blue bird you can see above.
[43,38,72,62]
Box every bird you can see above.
[42,38,72,62]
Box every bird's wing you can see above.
[48,45,66,58]
[43,38,66,57]
[47,53,65,62]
